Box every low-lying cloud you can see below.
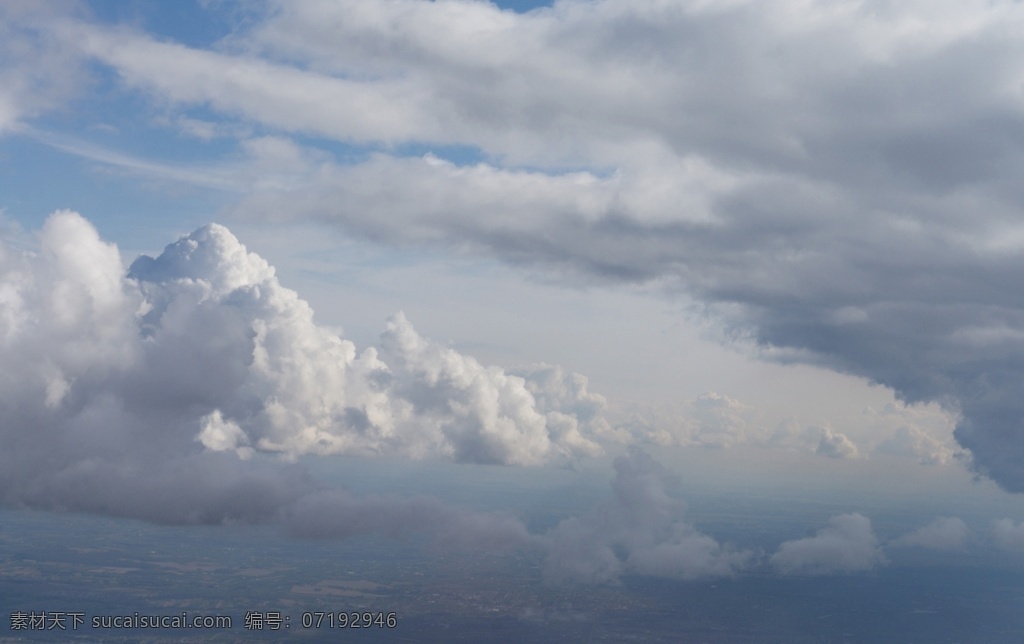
[542,448,753,584]
[771,514,886,575]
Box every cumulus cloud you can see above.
[127,217,601,466]
[0,212,605,530]
[543,448,753,584]
[771,514,886,575]
[375,316,602,465]
[890,517,970,551]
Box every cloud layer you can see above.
[16,0,1019,488]
[8,2,1024,489]
[253,1,1023,493]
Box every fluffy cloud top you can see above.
[771,514,885,575]
[0,212,606,526]
[130,218,603,466]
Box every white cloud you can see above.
[0,210,139,413]
[814,426,860,460]
[0,212,609,527]
[196,409,253,460]
[890,517,969,551]
[55,0,1024,174]
[771,513,885,575]
[68,19,437,145]
[376,313,602,464]
[126,219,603,466]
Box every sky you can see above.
[5,0,1024,621]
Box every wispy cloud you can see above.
[16,126,243,190]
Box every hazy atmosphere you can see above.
[4,1,1024,641]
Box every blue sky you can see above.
[4,0,1024,610]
